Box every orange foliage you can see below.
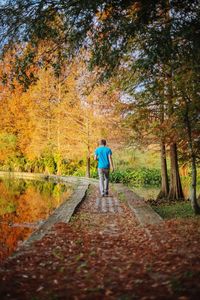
[0,48,123,162]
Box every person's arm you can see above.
[94,149,98,161]
[108,154,114,172]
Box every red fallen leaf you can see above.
[105,289,113,296]
[0,185,200,299]
[151,283,160,288]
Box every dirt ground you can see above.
[0,184,200,300]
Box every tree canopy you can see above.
[0,0,200,212]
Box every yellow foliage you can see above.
[0,48,124,163]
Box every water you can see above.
[0,178,72,262]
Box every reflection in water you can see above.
[0,178,72,262]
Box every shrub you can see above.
[2,155,27,172]
[110,167,161,185]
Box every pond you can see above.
[0,178,73,263]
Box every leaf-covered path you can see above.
[0,184,200,299]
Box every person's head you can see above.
[99,139,106,146]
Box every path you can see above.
[0,183,200,299]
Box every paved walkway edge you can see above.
[0,171,98,184]
[4,181,89,262]
[113,183,162,226]
[0,171,162,227]
[23,181,89,247]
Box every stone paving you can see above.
[95,197,123,214]
[113,183,162,226]
[0,171,162,227]
[0,171,163,261]
[11,180,89,258]
[1,182,199,299]
[93,196,124,236]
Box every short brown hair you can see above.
[100,139,106,145]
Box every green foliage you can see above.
[25,157,46,173]
[61,159,83,176]
[0,148,199,191]
[0,133,23,171]
[152,202,196,219]
[114,149,162,170]
[0,154,26,172]
[110,168,161,185]
[0,133,17,151]
[0,197,16,215]
[43,150,57,174]
[72,166,98,178]
[90,168,98,179]
[0,146,161,185]
[0,151,97,177]
[70,158,98,178]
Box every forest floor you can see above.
[0,184,200,300]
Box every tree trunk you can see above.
[190,154,200,214]
[168,143,184,200]
[86,155,90,178]
[157,140,169,199]
[57,77,61,176]
[56,120,61,176]
[56,155,62,176]
[184,99,200,214]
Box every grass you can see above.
[114,148,161,170]
[152,201,197,219]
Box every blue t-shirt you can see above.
[95,146,112,169]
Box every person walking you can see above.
[94,139,114,197]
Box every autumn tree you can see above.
[1,0,200,210]
[0,47,122,176]
[55,57,122,177]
